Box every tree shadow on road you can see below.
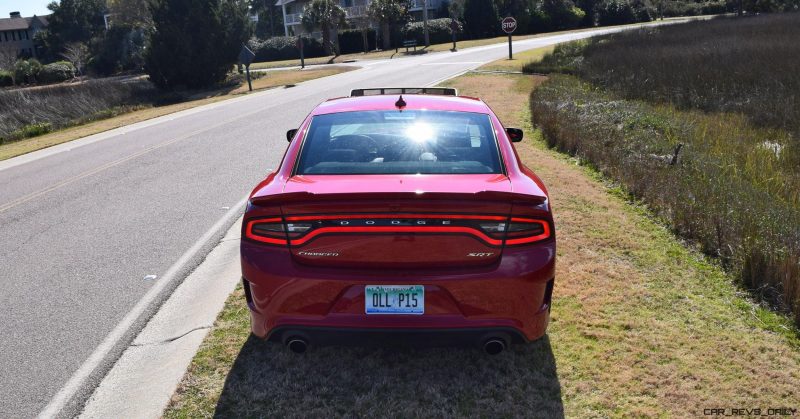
[213,334,563,418]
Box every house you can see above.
[0,12,49,58]
[275,0,443,37]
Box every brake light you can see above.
[504,217,551,245]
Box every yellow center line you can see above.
[0,107,266,214]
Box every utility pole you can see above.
[422,0,430,47]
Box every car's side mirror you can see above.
[287,128,298,142]
[506,127,523,142]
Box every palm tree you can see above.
[301,0,346,55]
[368,0,411,50]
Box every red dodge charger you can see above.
[241,88,555,354]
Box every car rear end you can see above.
[241,93,555,353]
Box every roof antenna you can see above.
[395,95,406,111]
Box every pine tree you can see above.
[462,0,499,39]
[146,0,251,89]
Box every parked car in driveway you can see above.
[241,87,555,355]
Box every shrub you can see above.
[16,122,53,138]
[247,36,327,62]
[0,71,12,87]
[595,0,637,25]
[542,0,587,30]
[38,61,76,84]
[337,29,377,54]
[14,59,42,85]
[700,1,729,14]
[402,18,462,45]
[660,0,728,16]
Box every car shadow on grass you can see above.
[213,334,563,418]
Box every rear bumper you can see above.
[242,242,555,344]
[264,326,531,348]
[241,242,555,344]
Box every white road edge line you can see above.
[37,196,248,419]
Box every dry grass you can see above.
[231,67,352,94]
[163,72,800,418]
[580,14,800,136]
[477,46,555,73]
[0,67,355,162]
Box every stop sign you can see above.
[502,17,517,34]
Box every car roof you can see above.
[311,94,492,116]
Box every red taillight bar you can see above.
[245,217,287,245]
[244,216,552,247]
[505,218,551,245]
[285,214,507,221]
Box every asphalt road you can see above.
[0,24,679,418]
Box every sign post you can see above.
[296,37,305,69]
[238,44,256,92]
[501,17,517,60]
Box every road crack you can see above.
[131,325,213,347]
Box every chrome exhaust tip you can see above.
[483,338,506,355]
[287,338,308,354]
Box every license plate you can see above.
[365,285,424,314]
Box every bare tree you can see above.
[0,47,18,85]
[61,43,89,76]
[108,0,153,27]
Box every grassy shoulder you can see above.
[477,46,556,72]
[163,73,800,417]
[0,67,354,162]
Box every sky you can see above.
[2,0,54,17]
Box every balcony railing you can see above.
[409,0,440,9]
[285,12,303,25]
[344,5,368,18]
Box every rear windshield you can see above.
[295,110,503,175]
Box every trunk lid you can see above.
[271,174,517,268]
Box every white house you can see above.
[275,0,443,37]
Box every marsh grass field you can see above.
[527,14,800,325]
